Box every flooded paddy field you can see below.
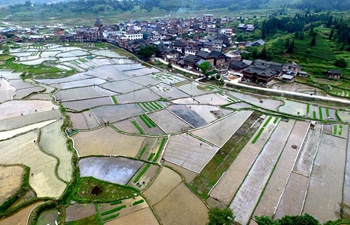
[55,86,115,102]
[62,96,113,111]
[79,156,143,185]
[151,83,189,100]
[116,88,160,103]
[85,65,129,80]
[229,91,283,111]
[147,109,191,133]
[91,104,143,123]
[129,75,160,86]
[103,80,144,94]
[168,105,207,128]
[52,77,106,89]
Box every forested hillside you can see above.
[297,0,350,11]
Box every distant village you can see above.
[0,14,343,87]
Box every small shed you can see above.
[282,74,295,83]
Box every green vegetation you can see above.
[319,107,323,120]
[263,116,273,127]
[102,213,119,221]
[307,104,310,116]
[147,153,155,161]
[133,164,151,183]
[137,143,149,159]
[313,111,317,119]
[198,61,212,76]
[101,205,126,216]
[73,177,139,202]
[153,138,166,162]
[326,108,330,117]
[65,214,100,225]
[110,200,122,205]
[273,117,279,124]
[191,112,262,197]
[255,213,319,225]
[252,128,265,144]
[132,199,144,206]
[111,96,118,105]
[333,125,338,135]
[132,121,145,134]
[208,207,234,225]
[139,114,156,128]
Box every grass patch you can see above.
[66,214,100,225]
[191,111,262,197]
[339,124,343,136]
[110,200,122,205]
[102,213,119,222]
[273,117,279,124]
[73,177,139,203]
[319,107,323,120]
[313,111,317,119]
[306,104,310,116]
[132,199,144,206]
[333,125,338,135]
[137,143,149,159]
[263,116,272,127]
[153,138,166,162]
[133,164,150,183]
[326,108,330,117]
[101,205,126,216]
[111,96,118,104]
[139,115,152,128]
[132,121,144,134]
[147,153,155,161]
[252,128,265,144]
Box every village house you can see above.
[327,70,342,79]
[241,59,282,86]
[0,34,7,43]
[203,14,214,23]
[282,62,302,75]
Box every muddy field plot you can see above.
[144,167,182,206]
[129,75,159,86]
[73,127,145,157]
[104,207,158,225]
[102,80,143,94]
[150,73,185,85]
[183,105,223,123]
[210,116,280,205]
[147,109,191,134]
[172,93,230,105]
[0,100,58,121]
[26,93,52,100]
[168,105,207,128]
[154,182,208,225]
[15,87,46,99]
[40,120,72,182]
[332,124,348,139]
[37,208,59,225]
[113,63,144,71]
[113,118,141,134]
[36,73,92,84]
[116,88,160,104]
[0,110,61,131]
[253,121,309,219]
[293,124,322,176]
[79,157,143,185]
[127,164,160,190]
[191,110,253,147]
[55,86,115,102]
[229,91,283,111]
[151,84,189,100]
[337,111,350,123]
[65,204,96,222]
[0,201,43,225]
[0,165,24,205]
[0,130,66,197]
[134,116,164,135]
[91,104,143,123]
[136,138,163,162]
[229,120,295,225]
[85,65,129,80]
[53,78,106,89]
[164,133,219,173]
[274,172,309,219]
[176,82,214,96]
[0,78,16,103]
[302,134,347,223]
[62,97,113,111]
[125,67,160,77]
[279,100,307,116]
[67,112,89,130]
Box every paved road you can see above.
[154,57,202,77]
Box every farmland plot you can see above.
[39,120,72,182]
[344,136,350,208]
[67,112,89,130]
[129,75,159,86]
[229,120,295,225]
[0,201,43,225]
[127,164,159,190]
[35,73,91,84]
[154,182,208,225]
[228,91,283,111]
[53,78,106,89]
[338,111,350,123]
[0,109,61,131]
[113,63,144,71]
[79,157,143,185]
[55,86,115,102]
[113,118,141,134]
[0,165,24,205]
[85,65,129,81]
[73,127,145,157]
[0,131,66,197]
[26,93,52,100]
[125,68,160,77]
[151,84,189,100]
[303,134,347,223]
[0,100,58,120]
[210,116,281,205]
[177,82,214,96]
[91,104,143,123]
[37,209,59,225]
[0,78,16,103]
[0,70,22,80]
[279,100,307,116]
[134,116,164,135]
[104,207,158,225]
[144,167,182,206]
[332,124,348,139]
[192,110,253,147]
[273,172,309,219]
[183,105,221,123]
[164,133,219,173]
[90,50,121,58]
[15,87,46,99]
[116,88,160,104]
[62,97,113,111]
[293,123,322,176]
[83,111,101,128]
[0,120,55,141]
[9,79,35,89]
[149,73,185,85]
[147,109,191,133]
[226,102,252,110]
[253,121,310,219]
[172,93,230,105]
[56,50,88,58]
[65,204,96,222]
[164,161,197,183]
[18,58,56,65]
[102,80,143,94]
[168,105,207,128]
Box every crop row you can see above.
[153,138,166,162]
[103,213,120,221]
[137,101,163,112]
[132,199,144,206]
[138,143,149,159]
[101,205,126,216]
[132,121,145,134]
[133,163,151,183]
[139,114,156,128]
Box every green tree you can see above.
[198,61,212,75]
[167,62,172,68]
[329,28,334,40]
[137,45,158,60]
[255,216,278,225]
[334,58,347,68]
[310,36,316,46]
[255,214,320,225]
[208,207,234,225]
[260,46,268,59]
[287,39,295,53]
